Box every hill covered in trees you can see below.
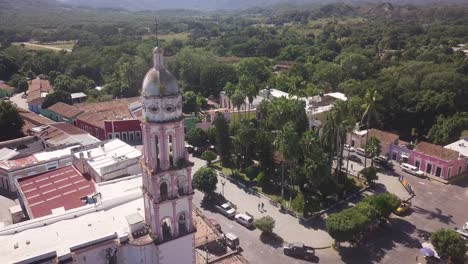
[0,1,467,143]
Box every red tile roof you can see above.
[18,108,55,133]
[76,106,134,129]
[414,141,460,161]
[47,102,83,119]
[27,79,53,106]
[368,129,399,148]
[17,166,95,218]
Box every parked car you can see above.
[208,218,222,232]
[0,97,9,101]
[283,242,314,259]
[235,213,254,228]
[394,201,411,215]
[374,156,394,171]
[215,203,236,218]
[344,144,355,152]
[224,232,240,249]
[347,154,362,163]
[21,93,28,99]
[400,163,425,178]
[355,147,366,156]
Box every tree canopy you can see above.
[0,102,24,141]
[192,167,218,195]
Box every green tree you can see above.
[192,167,218,195]
[365,137,381,166]
[254,216,275,234]
[182,91,199,114]
[428,113,468,145]
[302,130,329,189]
[362,192,400,219]
[361,87,381,168]
[42,90,72,109]
[275,122,301,200]
[256,130,275,174]
[267,97,308,134]
[245,164,260,182]
[200,63,237,97]
[186,128,208,148]
[359,166,378,185]
[431,229,467,261]
[0,101,24,141]
[53,74,73,92]
[201,150,217,166]
[256,172,268,188]
[230,88,245,122]
[326,208,369,247]
[213,113,232,167]
[237,57,271,86]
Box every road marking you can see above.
[419,182,425,184]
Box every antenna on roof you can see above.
[154,16,159,47]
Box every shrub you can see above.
[201,150,217,165]
[193,167,218,195]
[256,172,267,187]
[360,166,378,185]
[254,216,275,234]
[291,192,305,213]
[362,192,400,219]
[431,229,467,260]
[246,164,260,181]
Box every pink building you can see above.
[347,128,400,156]
[389,137,468,180]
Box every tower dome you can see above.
[141,47,183,123]
[141,47,180,97]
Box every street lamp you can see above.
[221,180,226,197]
[205,236,209,264]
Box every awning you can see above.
[401,154,409,159]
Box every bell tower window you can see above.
[169,135,174,166]
[155,135,160,169]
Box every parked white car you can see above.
[344,144,355,152]
[235,213,254,228]
[355,147,366,156]
[216,203,236,218]
[400,163,425,177]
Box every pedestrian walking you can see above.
[257,203,260,211]
[261,202,264,210]
[351,164,354,171]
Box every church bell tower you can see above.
[140,47,195,263]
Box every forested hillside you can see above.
[0,2,467,143]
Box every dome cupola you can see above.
[141,47,180,97]
[141,47,182,123]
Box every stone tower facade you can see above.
[140,47,195,264]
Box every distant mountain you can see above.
[57,0,467,11]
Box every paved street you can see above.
[190,153,468,263]
[191,155,341,264]
[9,93,28,110]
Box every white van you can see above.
[400,163,425,177]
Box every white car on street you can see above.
[400,163,425,178]
[235,213,254,228]
[216,203,236,218]
[344,144,355,152]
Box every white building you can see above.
[0,47,195,264]
[72,139,142,182]
[0,145,78,192]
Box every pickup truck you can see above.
[215,203,236,218]
[283,242,315,259]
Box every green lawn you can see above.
[230,111,256,124]
[12,42,74,52]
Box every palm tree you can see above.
[360,87,381,168]
[231,88,246,123]
[239,75,257,119]
[224,82,236,110]
[275,122,300,201]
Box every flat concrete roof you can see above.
[74,139,141,177]
[17,166,95,218]
[444,138,468,158]
[0,175,144,264]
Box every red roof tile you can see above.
[27,79,53,106]
[18,166,95,218]
[414,141,460,161]
[47,102,83,119]
[368,129,399,148]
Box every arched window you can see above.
[155,135,160,169]
[161,218,173,241]
[178,213,187,235]
[160,182,168,201]
[177,177,185,196]
[169,135,174,166]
